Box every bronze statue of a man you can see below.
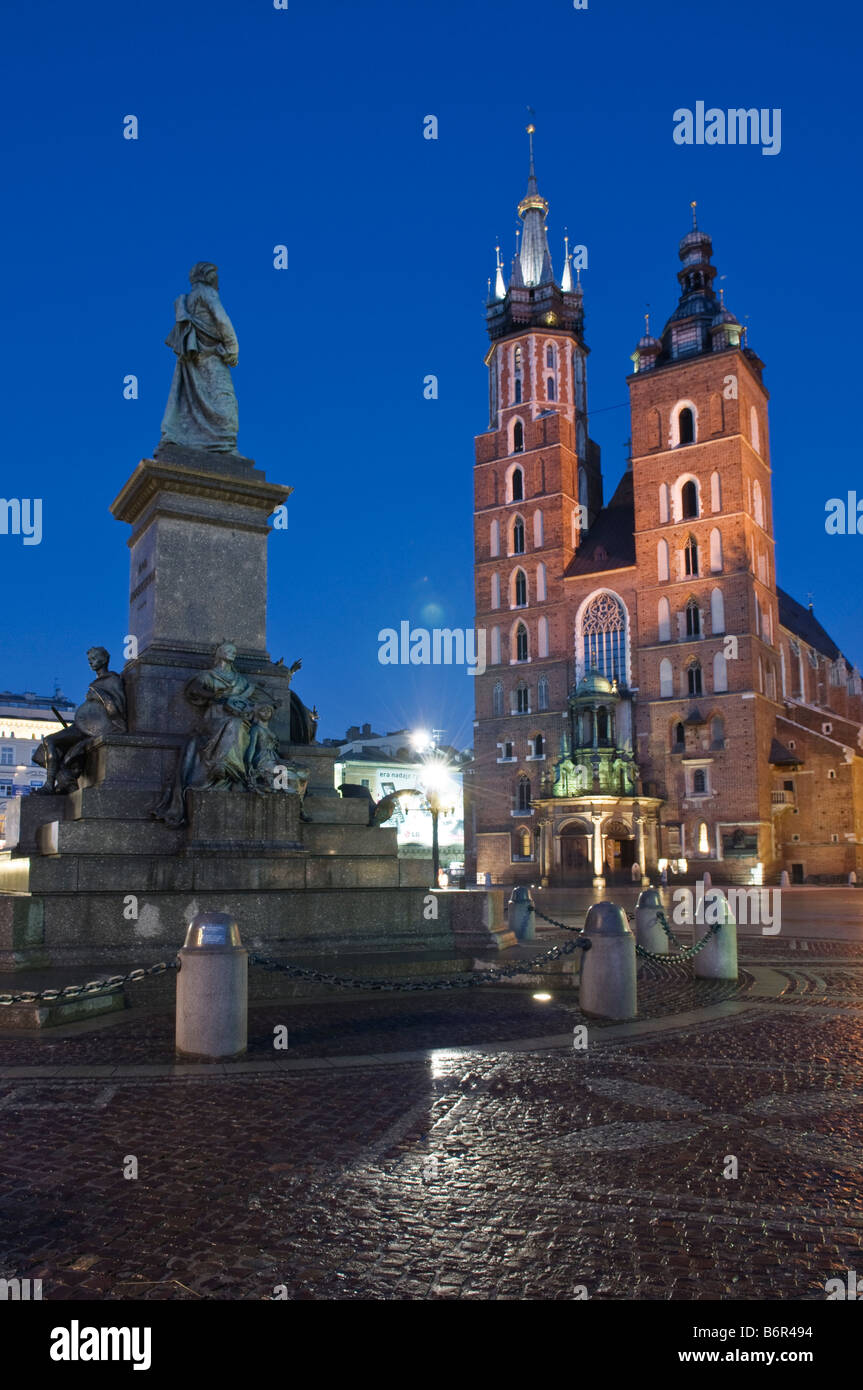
[34,647,127,793]
[159,262,239,453]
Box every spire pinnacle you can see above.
[561,229,573,291]
[494,241,506,299]
[690,199,698,229]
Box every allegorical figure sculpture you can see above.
[153,642,311,826]
[159,262,239,453]
[34,647,127,793]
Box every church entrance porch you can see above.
[534,796,663,887]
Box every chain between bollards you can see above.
[0,959,178,1008]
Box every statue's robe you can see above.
[160,282,239,452]
[33,670,126,785]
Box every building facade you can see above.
[0,688,76,846]
[467,136,863,887]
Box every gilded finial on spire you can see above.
[644,303,651,335]
[690,199,698,229]
[561,228,573,291]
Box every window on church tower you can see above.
[514,377,522,404]
[684,537,699,576]
[547,376,555,401]
[688,663,703,696]
[515,684,529,713]
[698,821,710,854]
[515,624,529,663]
[511,467,524,502]
[515,775,531,811]
[681,479,698,519]
[512,515,525,553]
[710,715,725,748]
[546,344,555,368]
[693,769,707,794]
[513,423,524,456]
[673,722,685,750]
[679,408,695,444]
[492,682,504,716]
[685,600,701,637]
[580,591,627,686]
[534,734,544,757]
[538,676,549,711]
[514,570,527,607]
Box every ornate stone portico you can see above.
[533,673,662,886]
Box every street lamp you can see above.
[420,753,456,888]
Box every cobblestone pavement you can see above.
[0,933,861,1301]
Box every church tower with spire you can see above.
[628,206,782,872]
[469,126,606,882]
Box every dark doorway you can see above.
[791,863,804,885]
[560,825,591,880]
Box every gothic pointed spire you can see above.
[561,230,573,292]
[494,242,506,300]
[517,121,551,287]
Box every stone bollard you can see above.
[634,886,668,955]
[579,901,637,1020]
[693,891,738,981]
[780,870,790,888]
[508,885,535,941]
[176,911,248,1060]
[849,871,857,886]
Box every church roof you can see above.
[564,470,636,577]
[777,587,842,661]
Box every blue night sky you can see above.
[2,0,860,746]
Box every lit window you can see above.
[580,591,627,685]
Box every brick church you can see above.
[466,129,863,888]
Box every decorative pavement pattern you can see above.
[0,934,861,1301]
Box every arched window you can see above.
[515,622,529,662]
[658,596,671,642]
[687,662,703,696]
[512,515,525,554]
[515,682,530,713]
[750,405,760,454]
[660,657,674,697]
[490,519,500,557]
[490,627,501,665]
[538,676,549,710]
[547,376,556,401]
[678,407,695,445]
[693,768,706,794]
[514,569,527,607]
[673,721,685,749]
[514,377,522,404]
[492,681,504,716]
[515,776,531,812]
[537,615,548,657]
[753,479,764,527]
[711,715,725,747]
[536,561,547,602]
[514,345,522,371]
[578,466,588,507]
[657,538,669,582]
[713,650,728,692]
[710,470,721,513]
[533,511,544,547]
[709,527,723,573]
[546,343,556,369]
[659,483,669,524]
[684,536,699,576]
[697,821,710,854]
[579,591,627,685]
[710,588,725,634]
[517,827,531,858]
[512,421,524,455]
[533,733,544,757]
[681,479,698,519]
[490,573,500,608]
[685,599,701,637]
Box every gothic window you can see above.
[710,587,725,634]
[658,596,671,642]
[490,626,501,665]
[547,376,556,401]
[490,573,500,608]
[678,407,695,445]
[490,519,500,557]
[681,479,698,519]
[516,827,531,858]
[713,650,728,692]
[514,377,522,404]
[510,465,524,500]
[538,675,549,711]
[537,616,549,658]
[578,466,589,508]
[514,569,527,607]
[753,478,764,527]
[515,775,531,812]
[533,511,544,547]
[514,346,522,371]
[657,538,670,582]
[536,561,547,601]
[513,422,524,455]
[533,733,544,757]
[515,682,529,712]
[659,482,669,523]
[576,420,586,457]
[512,515,525,554]
[515,624,529,663]
[710,470,721,512]
[659,658,674,697]
[546,343,555,369]
[492,682,504,716]
[580,591,627,686]
[673,721,685,750]
[684,536,699,576]
[709,527,723,572]
[750,406,760,454]
[687,662,703,696]
[697,821,710,854]
[710,715,725,748]
[685,599,701,637]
